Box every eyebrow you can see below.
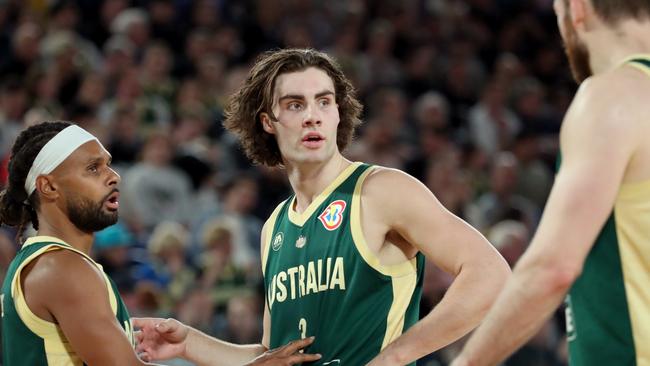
[278,90,335,103]
[85,155,112,165]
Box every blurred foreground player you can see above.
[454,0,650,365]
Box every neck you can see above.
[36,207,94,254]
[588,19,650,74]
[285,153,351,214]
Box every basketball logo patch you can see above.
[318,200,347,231]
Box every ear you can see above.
[260,112,276,135]
[35,175,59,202]
[568,0,587,30]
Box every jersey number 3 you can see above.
[299,318,307,339]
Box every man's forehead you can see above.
[274,67,335,98]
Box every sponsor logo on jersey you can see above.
[272,232,284,251]
[318,200,347,231]
[295,235,307,248]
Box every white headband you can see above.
[24,125,100,196]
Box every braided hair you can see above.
[0,121,71,239]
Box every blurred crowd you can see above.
[0,0,573,365]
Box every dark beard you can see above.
[563,13,593,83]
[66,190,118,233]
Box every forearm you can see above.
[459,260,573,366]
[375,260,509,364]
[184,328,267,366]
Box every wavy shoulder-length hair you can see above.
[223,48,363,167]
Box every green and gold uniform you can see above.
[263,163,425,365]
[1,236,133,365]
[565,56,650,366]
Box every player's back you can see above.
[1,236,133,365]
[566,56,650,366]
[263,162,424,365]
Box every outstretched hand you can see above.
[246,337,322,366]
[133,317,189,362]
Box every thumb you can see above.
[156,318,176,333]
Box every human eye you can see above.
[319,98,332,108]
[287,102,303,111]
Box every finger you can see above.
[281,337,315,355]
[138,352,151,362]
[132,317,159,330]
[286,353,322,364]
[155,318,177,333]
[134,330,144,344]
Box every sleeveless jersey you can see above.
[263,162,425,365]
[565,56,650,366]
[1,236,133,365]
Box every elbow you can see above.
[486,254,512,297]
[514,258,582,297]
[469,256,511,316]
[544,264,581,294]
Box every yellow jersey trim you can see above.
[620,54,650,77]
[614,197,650,364]
[287,162,362,227]
[262,201,287,277]
[350,167,418,277]
[381,272,418,350]
[619,179,650,199]
[348,167,419,349]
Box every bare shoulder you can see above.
[561,68,649,150]
[362,166,426,198]
[24,249,105,301]
[569,68,649,129]
[360,166,433,215]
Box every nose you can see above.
[302,104,322,127]
[108,167,121,187]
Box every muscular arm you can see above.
[364,168,511,365]
[455,73,641,366]
[24,249,151,365]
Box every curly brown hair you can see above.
[223,48,363,167]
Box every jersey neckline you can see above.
[287,162,363,227]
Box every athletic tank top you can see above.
[263,162,424,365]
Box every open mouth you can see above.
[302,132,325,148]
[105,190,120,211]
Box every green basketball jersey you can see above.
[564,56,650,366]
[262,162,425,365]
[1,236,133,365]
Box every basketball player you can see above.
[134,48,510,365]
[0,121,142,364]
[452,1,650,365]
